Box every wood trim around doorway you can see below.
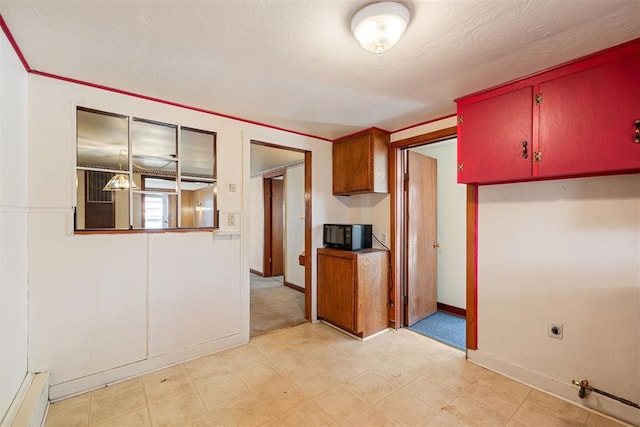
[303,151,312,321]
[252,140,312,322]
[466,184,478,350]
[389,126,479,350]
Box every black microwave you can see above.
[323,224,372,251]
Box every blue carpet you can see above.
[408,311,466,351]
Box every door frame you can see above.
[389,126,478,350]
[262,170,285,277]
[252,140,312,321]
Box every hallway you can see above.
[250,273,305,337]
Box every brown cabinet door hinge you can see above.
[535,93,543,105]
[458,115,464,124]
[457,163,464,172]
[534,151,543,162]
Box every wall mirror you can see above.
[75,107,217,231]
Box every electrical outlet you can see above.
[380,232,387,244]
[548,322,563,340]
[227,213,236,227]
[228,183,237,192]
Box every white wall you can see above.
[25,73,340,400]
[470,174,640,424]
[347,194,391,249]
[410,139,466,309]
[285,165,305,287]
[0,29,29,422]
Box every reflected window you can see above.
[143,195,165,228]
[75,107,217,231]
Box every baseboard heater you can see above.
[572,379,640,410]
[3,372,49,427]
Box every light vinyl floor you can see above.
[45,322,623,426]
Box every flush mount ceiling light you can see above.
[351,1,410,54]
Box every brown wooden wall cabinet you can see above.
[332,129,390,195]
[317,248,389,338]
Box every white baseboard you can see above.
[467,350,639,426]
[49,333,246,401]
[3,372,49,427]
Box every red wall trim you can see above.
[0,14,332,142]
[30,71,332,142]
[0,15,31,72]
[6,11,633,146]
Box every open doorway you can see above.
[390,126,478,351]
[403,140,467,350]
[249,142,310,337]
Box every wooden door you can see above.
[269,178,284,276]
[262,175,283,276]
[405,151,438,326]
[458,86,533,184]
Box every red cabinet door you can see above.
[458,86,533,183]
[538,52,640,177]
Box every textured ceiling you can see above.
[0,0,638,140]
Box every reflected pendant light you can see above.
[351,1,410,54]
[103,173,137,191]
[103,149,138,191]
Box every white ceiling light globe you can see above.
[351,2,411,54]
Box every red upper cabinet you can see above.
[456,39,640,184]
[538,51,640,178]
[457,86,533,183]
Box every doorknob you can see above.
[433,243,441,248]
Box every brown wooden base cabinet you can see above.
[317,248,389,338]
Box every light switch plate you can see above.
[218,210,241,233]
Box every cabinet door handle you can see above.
[522,141,528,159]
[635,120,639,144]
